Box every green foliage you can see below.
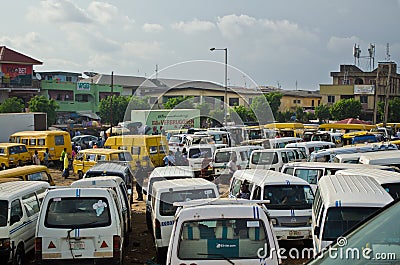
[378,97,400,122]
[163,96,194,109]
[129,96,150,110]
[28,95,59,127]
[330,98,361,121]
[295,107,305,122]
[264,92,282,118]
[315,104,331,122]
[251,96,272,125]
[0,97,24,113]
[230,105,255,123]
[276,110,293,122]
[209,108,224,126]
[99,95,132,126]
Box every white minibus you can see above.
[249,148,297,171]
[144,166,194,233]
[285,141,335,159]
[212,146,255,177]
[281,161,395,193]
[335,168,400,199]
[0,181,49,265]
[166,198,281,265]
[358,150,400,167]
[312,174,393,253]
[229,169,314,242]
[35,187,125,265]
[151,178,219,263]
[331,152,363,163]
[70,176,132,245]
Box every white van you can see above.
[70,176,132,245]
[358,150,400,167]
[166,198,281,265]
[312,174,393,253]
[212,146,256,177]
[187,144,216,178]
[281,161,395,193]
[151,178,219,263]
[194,130,232,147]
[335,168,400,199]
[331,152,363,163]
[144,166,194,233]
[249,148,297,171]
[0,181,49,265]
[229,169,314,242]
[35,187,125,265]
[308,142,398,162]
[285,141,335,159]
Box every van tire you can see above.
[1,164,6,170]
[78,171,83,179]
[12,245,24,265]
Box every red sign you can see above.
[2,64,32,78]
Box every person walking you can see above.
[60,148,67,171]
[134,161,147,201]
[43,148,50,167]
[32,150,40,165]
[62,153,69,178]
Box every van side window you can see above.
[131,146,140,155]
[231,179,242,196]
[281,152,288,164]
[27,171,49,182]
[159,145,167,154]
[239,151,248,161]
[283,167,294,175]
[98,155,107,161]
[38,139,46,146]
[55,135,65,146]
[149,146,158,154]
[10,199,23,225]
[0,148,4,154]
[22,139,28,145]
[30,139,37,146]
[22,192,40,216]
[287,151,295,162]
[253,186,262,200]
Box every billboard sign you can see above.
[354,85,374,95]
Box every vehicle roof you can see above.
[359,150,400,164]
[335,168,400,184]
[71,176,123,188]
[317,174,393,207]
[263,122,304,129]
[46,187,114,197]
[72,135,98,139]
[77,148,129,154]
[150,166,194,178]
[233,169,309,186]
[0,165,50,178]
[214,146,251,152]
[0,181,49,198]
[152,178,217,193]
[85,162,130,173]
[286,141,335,148]
[187,144,216,149]
[268,137,302,142]
[282,161,392,170]
[253,148,293,153]
[0,143,28,147]
[10,130,68,136]
[310,143,398,156]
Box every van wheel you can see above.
[78,171,83,179]
[13,245,24,265]
[1,164,6,170]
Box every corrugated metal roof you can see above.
[0,46,42,65]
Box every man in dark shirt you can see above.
[135,161,147,201]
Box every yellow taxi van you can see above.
[104,135,168,168]
[0,143,31,169]
[9,131,72,162]
[0,165,55,185]
[73,148,134,178]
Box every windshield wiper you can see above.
[197,253,235,265]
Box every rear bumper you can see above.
[38,258,121,265]
[274,227,312,240]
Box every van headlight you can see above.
[271,218,278,225]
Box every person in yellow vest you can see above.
[59,148,67,171]
[62,153,69,178]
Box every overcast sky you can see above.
[2,0,400,90]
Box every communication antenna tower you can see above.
[386,43,391,61]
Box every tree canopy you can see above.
[28,95,59,127]
[330,98,361,121]
[99,95,131,126]
[0,97,24,113]
[315,104,331,123]
[163,96,194,109]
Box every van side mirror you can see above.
[10,215,21,225]
[314,226,320,238]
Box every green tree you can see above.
[330,98,361,121]
[276,110,292,122]
[99,95,131,126]
[315,104,331,123]
[378,97,400,123]
[28,95,59,127]
[0,97,24,113]
[230,105,255,123]
[264,92,282,118]
[251,96,273,124]
[163,96,194,109]
[295,106,305,122]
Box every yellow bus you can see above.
[318,123,377,133]
[342,131,381,146]
[104,135,168,168]
[9,131,72,162]
[0,165,55,185]
[0,143,31,169]
[263,122,305,138]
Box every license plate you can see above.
[70,241,85,250]
[289,231,301,236]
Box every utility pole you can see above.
[383,64,392,127]
[109,71,114,136]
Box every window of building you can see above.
[311,100,315,107]
[248,98,253,105]
[354,78,364,85]
[76,94,90,102]
[318,100,321,105]
[293,99,297,104]
[342,79,350,85]
[340,95,354,100]
[229,98,239,106]
[328,95,335,103]
[66,76,72,82]
[360,95,368,104]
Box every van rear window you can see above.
[215,151,233,163]
[189,148,212,159]
[251,152,278,165]
[45,197,111,228]
[27,171,50,182]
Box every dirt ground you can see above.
[26,167,307,265]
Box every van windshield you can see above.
[382,183,400,199]
[0,200,8,227]
[159,189,216,216]
[251,152,278,165]
[178,218,269,260]
[45,197,111,228]
[263,185,314,209]
[189,148,212,159]
[322,207,379,241]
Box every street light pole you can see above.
[210,47,228,127]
